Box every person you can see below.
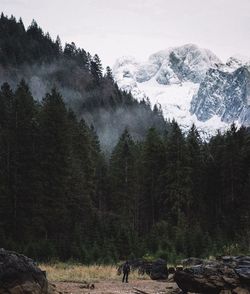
[122,261,130,283]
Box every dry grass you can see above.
[39,263,149,283]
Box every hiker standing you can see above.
[122,261,130,283]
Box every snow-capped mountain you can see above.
[113,44,250,135]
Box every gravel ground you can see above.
[54,279,177,294]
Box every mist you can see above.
[0,60,166,153]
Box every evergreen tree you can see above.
[90,54,103,85]
[55,35,62,54]
[185,124,204,224]
[38,88,72,256]
[11,80,38,241]
[108,129,142,258]
[140,128,165,234]
[162,121,188,226]
[105,66,114,82]
[221,124,247,238]
[0,83,15,239]
[109,129,138,226]
[66,112,95,249]
[64,42,77,58]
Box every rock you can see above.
[169,267,176,274]
[79,283,95,289]
[232,287,250,294]
[47,283,62,294]
[165,282,183,293]
[190,66,250,126]
[118,258,168,280]
[149,259,168,280]
[167,274,175,282]
[0,248,49,294]
[182,257,205,267]
[176,265,184,272]
[174,256,250,294]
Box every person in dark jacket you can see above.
[122,261,130,283]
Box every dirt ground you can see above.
[54,280,177,294]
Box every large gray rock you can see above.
[174,256,250,294]
[0,248,49,294]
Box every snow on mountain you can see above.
[226,54,250,69]
[113,44,250,136]
[150,44,222,84]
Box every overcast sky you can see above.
[1,0,250,67]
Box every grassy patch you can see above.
[39,263,149,283]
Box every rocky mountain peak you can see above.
[113,44,250,135]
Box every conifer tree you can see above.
[38,88,72,255]
[55,35,62,54]
[0,83,15,240]
[162,121,188,225]
[64,42,77,57]
[90,54,103,85]
[11,80,38,241]
[185,124,204,223]
[67,112,95,247]
[140,128,165,234]
[109,129,139,231]
[105,66,114,82]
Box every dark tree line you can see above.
[0,81,249,263]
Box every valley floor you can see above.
[41,263,179,293]
[53,279,175,294]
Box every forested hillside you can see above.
[0,13,166,151]
[0,80,249,262]
[0,14,249,263]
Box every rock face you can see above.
[174,256,250,294]
[0,248,48,294]
[190,67,250,125]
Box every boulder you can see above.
[118,258,168,280]
[169,267,176,274]
[174,256,250,294]
[176,265,184,272]
[0,248,49,294]
[150,258,168,280]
